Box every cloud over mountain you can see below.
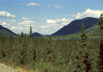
[73,9,103,19]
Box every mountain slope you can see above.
[86,24,99,36]
[32,32,43,37]
[52,17,99,36]
[55,25,100,40]
[0,25,17,36]
[72,24,100,36]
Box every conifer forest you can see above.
[0,14,103,72]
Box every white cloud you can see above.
[19,20,36,26]
[21,17,30,20]
[8,20,37,33]
[9,26,32,34]
[6,19,16,23]
[17,27,23,30]
[73,9,103,19]
[10,26,16,29]
[54,4,63,9]
[46,18,72,25]
[26,3,39,6]
[10,26,23,30]
[47,19,56,24]
[2,21,7,25]
[41,26,49,29]
[0,19,16,26]
[47,4,63,9]
[40,17,72,34]
[0,11,16,18]
[41,17,73,29]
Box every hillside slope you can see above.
[0,25,17,36]
[52,17,98,36]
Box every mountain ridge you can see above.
[0,25,17,36]
[32,32,43,37]
[52,17,99,36]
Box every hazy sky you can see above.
[0,0,103,34]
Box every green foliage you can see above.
[0,34,100,72]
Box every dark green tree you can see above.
[21,35,28,65]
[29,26,33,38]
[12,37,23,66]
[81,24,87,48]
[98,14,103,72]
[21,31,24,39]
[77,24,91,72]
[46,36,52,62]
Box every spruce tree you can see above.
[98,14,103,72]
[81,24,87,48]
[47,36,53,62]
[12,37,23,66]
[21,35,28,65]
[77,24,91,72]
[21,31,24,39]
[29,26,36,61]
[99,14,103,40]
[29,26,33,38]
[0,37,3,59]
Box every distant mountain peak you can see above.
[32,32,43,37]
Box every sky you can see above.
[0,0,103,34]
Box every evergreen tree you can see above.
[81,24,87,48]
[99,14,103,40]
[26,38,36,64]
[29,26,36,62]
[21,35,28,65]
[77,24,91,72]
[46,36,53,62]
[98,14,103,72]
[12,37,23,66]
[0,36,3,59]
[29,26,33,38]
[21,31,24,39]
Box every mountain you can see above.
[85,24,99,36]
[52,17,99,36]
[32,32,43,37]
[0,25,17,36]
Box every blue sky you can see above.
[0,0,103,34]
